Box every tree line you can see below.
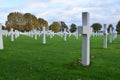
[3,12,120,34]
[5,12,48,31]
[5,12,77,33]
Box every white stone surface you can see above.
[42,27,46,44]
[49,30,54,39]
[34,29,37,40]
[15,30,19,39]
[0,23,3,50]
[109,27,113,43]
[75,29,79,40]
[103,24,107,48]
[79,27,92,34]
[10,28,14,42]
[82,34,90,65]
[81,12,91,66]
[64,28,67,41]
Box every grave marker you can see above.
[11,28,14,42]
[15,30,19,39]
[0,23,3,50]
[75,28,78,40]
[34,29,37,40]
[42,27,46,44]
[64,28,67,41]
[103,24,107,48]
[110,27,113,43]
[79,12,92,66]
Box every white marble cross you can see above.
[68,32,71,37]
[0,23,3,50]
[42,27,46,44]
[103,24,107,48]
[64,28,67,41]
[79,12,92,66]
[34,29,37,40]
[10,28,14,42]
[49,30,54,39]
[113,32,117,40]
[75,28,79,40]
[109,27,113,43]
[15,30,20,39]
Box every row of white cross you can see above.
[3,27,79,42]
[103,24,117,48]
[0,12,118,66]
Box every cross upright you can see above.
[79,12,92,66]
[42,27,46,44]
[103,24,107,48]
[64,28,67,41]
[110,27,113,43]
[0,23,3,50]
[11,28,14,42]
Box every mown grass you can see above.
[0,35,120,80]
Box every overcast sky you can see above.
[0,0,120,27]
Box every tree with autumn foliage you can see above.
[49,22,60,32]
[5,12,23,31]
[5,12,48,32]
[38,18,48,30]
[23,13,40,31]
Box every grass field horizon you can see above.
[0,35,120,80]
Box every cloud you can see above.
[0,0,120,27]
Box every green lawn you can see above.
[0,35,120,80]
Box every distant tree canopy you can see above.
[23,13,40,31]
[69,23,77,33]
[38,18,48,30]
[49,22,61,32]
[116,20,120,34]
[59,21,68,32]
[91,23,102,32]
[5,12,48,31]
[107,24,114,33]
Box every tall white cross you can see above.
[110,27,113,43]
[0,23,3,50]
[75,28,79,40]
[80,12,92,66]
[11,28,14,42]
[15,30,19,39]
[34,29,37,40]
[64,28,67,41]
[103,24,107,48]
[42,27,46,44]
